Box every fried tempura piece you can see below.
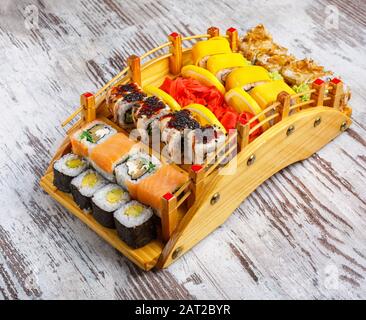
[282,58,333,85]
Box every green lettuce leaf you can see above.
[292,83,311,102]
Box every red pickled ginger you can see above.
[160,77,262,139]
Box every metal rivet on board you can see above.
[286,125,295,136]
[314,117,321,127]
[210,192,220,205]
[172,247,183,260]
[247,154,256,166]
[340,121,348,132]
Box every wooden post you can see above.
[226,27,239,52]
[207,26,219,38]
[237,122,250,151]
[161,193,178,242]
[80,92,96,123]
[277,91,291,119]
[127,54,141,86]
[311,78,326,107]
[326,78,343,110]
[168,32,183,75]
[187,165,205,208]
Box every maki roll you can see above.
[106,82,146,129]
[123,164,189,216]
[190,125,226,164]
[160,109,200,143]
[53,153,88,193]
[115,151,161,189]
[225,66,271,92]
[192,38,232,68]
[281,59,333,86]
[92,184,130,228]
[159,110,200,163]
[70,169,107,210]
[114,201,156,248]
[70,120,117,157]
[206,53,249,84]
[255,51,294,73]
[106,82,140,109]
[133,96,170,134]
[115,91,146,129]
[89,132,140,181]
[250,80,297,109]
[239,24,275,63]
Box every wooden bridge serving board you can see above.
[1,0,365,299]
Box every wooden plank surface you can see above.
[0,0,365,299]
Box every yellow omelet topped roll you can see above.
[249,80,296,109]
[225,65,271,91]
[206,53,250,84]
[192,38,232,68]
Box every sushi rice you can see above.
[92,184,130,213]
[90,162,117,182]
[115,91,146,129]
[115,151,161,188]
[134,96,170,132]
[53,153,88,192]
[188,126,226,164]
[71,121,117,156]
[113,200,156,248]
[71,169,107,198]
[114,200,153,228]
[91,183,131,228]
[54,153,88,178]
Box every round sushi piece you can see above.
[53,153,88,193]
[206,53,249,84]
[159,110,200,163]
[92,184,130,228]
[106,82,141,110]
[281,58,333,86]
[114,201,156,248]
[192,38,232,68]
[160,109,200,143]
[163,131,183,163]
[250,80,297,109]
[115,151,161,188]
[189,125,226,164]
[89,133,139,182]
[225,66,271,92]
[70,169,107,210]
[114,91,146,129]
[70,120,117,157]
[133,96,170,134]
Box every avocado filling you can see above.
[106,189,125,204]
[81,173,98,188]
[125,204,144,217]
[66,157,83,169]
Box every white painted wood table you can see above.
[0,0,365,299]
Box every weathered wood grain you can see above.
[0,0,365,299]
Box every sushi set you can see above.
[40,25,352,270]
